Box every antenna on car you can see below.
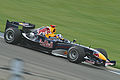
[89,40,94,48]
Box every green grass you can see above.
[0,0,120,68]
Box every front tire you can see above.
[4,28,21,44]
[67,46,85,63]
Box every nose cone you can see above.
[98,53,107,61]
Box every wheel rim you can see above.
[69,49,79,60]
[6,31,14,41]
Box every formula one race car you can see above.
[4,20,116,67]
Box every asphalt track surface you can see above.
[0,37,120,80]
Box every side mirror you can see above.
[73,39,76,43]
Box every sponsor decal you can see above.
[37,28,50,35]
[39,39,53,48]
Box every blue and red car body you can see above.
[4,20,116,67]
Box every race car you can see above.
[4,20,116,67]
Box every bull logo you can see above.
[39,39,53,48]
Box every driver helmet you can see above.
[50,25,56,33]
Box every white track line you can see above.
[108,70,120,75]
[0,36,4,38]
[0,32,4,38]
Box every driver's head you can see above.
[50,25,56,33]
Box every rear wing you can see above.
[5,20,35,30]
[5,20,18,30]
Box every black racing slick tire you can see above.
[4,28,21,44]
[95,48,108,58]
[67,46,85,63]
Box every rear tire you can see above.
[67,46,85,63]
[4,28,21,44]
